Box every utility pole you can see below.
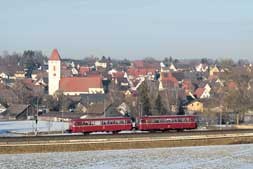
[35,97,38,136]
[103,99,106,117]
[61,110,64,134]
[219,111,222,130]
[139,103,142,117]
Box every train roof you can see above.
[137,115,195,119]
[71,117,131,122]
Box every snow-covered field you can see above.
[0,144,253,169]
[0,121,69,135]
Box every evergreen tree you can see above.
[138,80,151,116]
[177,99,185,115]
[155,93,167,115]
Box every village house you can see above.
[59,76,104,95]
[209,65,220,76]
[160,62,177,72]
[78,66,90,76]
[184,100,204,114]
[95,57,109,69]
[194,87,211,99]
[1,104,34,120]
[0,72,9,79]
[159,72,179,91]
[0,103,7,114]
[14,70,26,79]
[127,67,156,79]
[195,63,209,72]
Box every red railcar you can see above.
[69,117,132,133]
[136,115,197,131]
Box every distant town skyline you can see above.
[1,0,252,60]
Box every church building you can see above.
[48,49,104,95]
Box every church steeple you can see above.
[49,48,61,61]
[48,48,61,95]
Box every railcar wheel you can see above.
[112,131,120,134]
[163,130,170,133]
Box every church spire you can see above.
[49,48,61,61]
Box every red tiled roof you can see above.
[79,66,90,75]
[22,78,34,89]
[112,72,125,78]
[127,68,156,77]
[59,76,102,92]
[194,88,205,98]
[160,72,179,87]
[49,48,61,61]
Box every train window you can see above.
[156,119,159,123]
[160,119,166,123]
[95,121,102,125]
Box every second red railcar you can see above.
[136,115,197,131]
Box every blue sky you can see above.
[0,0,252,60]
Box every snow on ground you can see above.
[0,121,69,136]
[0,144,253,169]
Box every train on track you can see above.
[68,115,198,134]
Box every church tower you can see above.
[48,48,61,95]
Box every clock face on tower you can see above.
[53,73,56,76]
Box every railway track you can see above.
[1,129,253,143]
